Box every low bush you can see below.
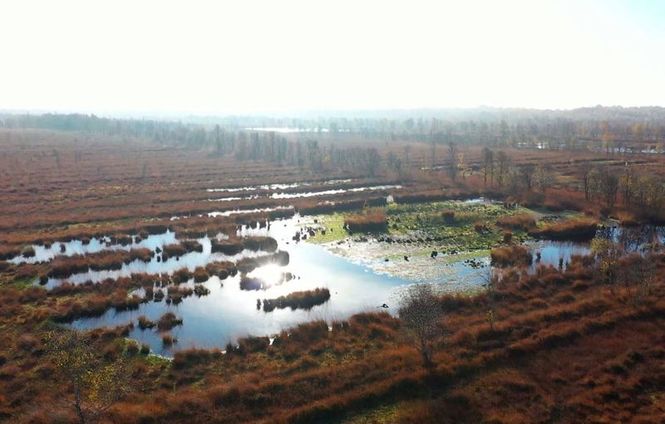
[22,246,36,258]
[237,336,270,354]
[162,334,177,346]
[173,348,222,368]
[240,276,264,291]
[180,239,203,253]
[205,261,236,279]
[171,268,193,284]
[127,248,154,263]
[237,251,290,274]
[496,213,536,231]
[162,243,187,259]
[211,239,244,255]
[490,245,532,267]
[442,210,455,224]
[167,285,193,304]
[137,315,155,330]
[344,209,388,233]
[193,267,209,283]
[194,284,210,296]
[157,312,183,331]
[530,218,598,241]
[243,236,278,252]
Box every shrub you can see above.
[193,267,209,283]
[0,246,21,260]
[128,248,154,262]
[496,213,536,231]
[126,341,140,356]
[287,320,330,343]
[344,209,388,233]
[171,268,193,284]
[180,239,203,253]
[173,348,222,368]
[473,222,489,233]
[154,289,165,302]
[211,239,244,255]
[237,251,289,274]
[530,218,598,241]
[167,285,193,304]
[112,294,142,311]
[111,234,133,246]
[143,224,169,234]
[162,243,187,259]
[22,246,36,258]
[237,336,270,354]
[157,312,183,331]
[194,284,210,297]
[205,261,236,279]
[490,245,532,267]
[243,236,278,252]
[162,334,177,346]
[240,276,264,291]
[137,315,155,330]
[441,210,455,224]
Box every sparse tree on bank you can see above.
[535,164,553,193]
[447,141,458,182]
[47,330,128,424]
[482,147,494,186]
[496,151,510,188]
[398,283,444,367]
[519,164,536,191]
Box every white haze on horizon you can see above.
[1,0,664,115]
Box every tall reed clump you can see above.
[262,288,331,312]
[344,209,388,233]
[496,213,536,231]
[490,245,532,267]
[157,312,183,331]
[530,218,598,241]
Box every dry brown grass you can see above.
[344,209,388,233]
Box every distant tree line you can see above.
[4,108,665,150]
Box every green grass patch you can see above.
[309,200,536,253]
[308,213,348,244]
[343,403,401,424]
[11,276,37,289]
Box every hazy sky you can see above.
[1,0,664,114]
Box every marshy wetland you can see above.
[8,195,661,356]
[2,120,665,423]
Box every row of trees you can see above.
[230,132,382,176]
[5,110,665,151]
[582,164,665,211]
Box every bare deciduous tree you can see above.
[47,330,129,424]
[398,284,444,367]
[482,147,494,186]
[447,141,458,182]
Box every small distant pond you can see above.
[10,231,177,265]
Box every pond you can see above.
[10,231,178,265]
[70,215,410,355]
[57,208,664,356]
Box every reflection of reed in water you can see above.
[596,225,665,252]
